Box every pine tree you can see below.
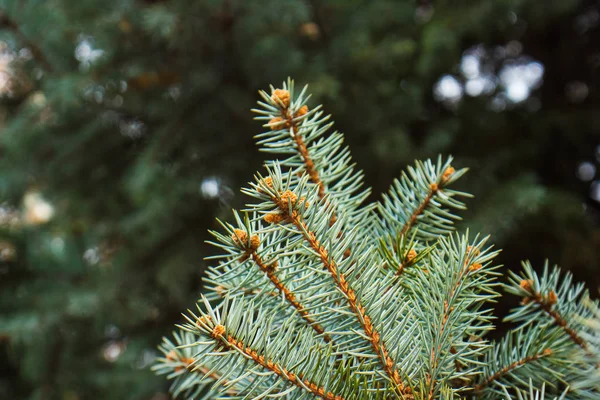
[154,80,600,399]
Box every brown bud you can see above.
[468,263,482,272]
[429,183,439,192]
[271,89,290,108]
[257,177,274,194]
[294,105,309,119]
[520,279,533,291]
[195,315,212,329]
[181,357,195,366]
[249,235,260,251]
[279,190,298,207]
[442,166,455,181]
[211,324,226,338]
[547,290,558,306]
[405,249,417,263]
[298,196,310,209]
[231,229,248,247]
[467,245,480,256]
[268,117,287,130]
[166,350,178,361]
[542,348,553,356]
[214,285,226,296]
[264,212,285,224]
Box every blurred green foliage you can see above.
[0,0,598,399]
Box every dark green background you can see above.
[0,0,598,398]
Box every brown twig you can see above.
[282,109,326,200]
[399,183,438,238]
[398,168,455,239]
[521,282,589,352]
[427,252,480,399]
[167,351,237,396]
[473,349,552,394]
[231,229,332,343]
[270,194,412,398]
[250,250,332,343]
[206,325,344,400]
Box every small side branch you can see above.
[398,168,455,238]
[251,251,332,343]
[400,183,437,237]
[520,280,589,352]
[269,89,327,200]
[206,323,344,400]
[232,230,332,343]
[165,351,237,396]
[473,349,552,394]
[427,249,482,398]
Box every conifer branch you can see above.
[185,304,347,400]
[473,349,553,394]
[253,79,371,232]
[519,279,589,352]
[213,221,332,343]
[376,158,469,243]
[399,168,454,238]
[164,351,238,396]
[249,247,332,342]
[427,251,481,399]
[156,79,600,399]
[268,189,412,397]
[270,88,326,199]
[222,331,342,400]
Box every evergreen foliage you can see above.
[0,1,599,399]
[154,80,600,399]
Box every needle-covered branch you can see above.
[155,79,600,400]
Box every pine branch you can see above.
[519,279,589,352]
[475,327,569,398]
[376,157,470,242]
[505,261,596,355]
[154,332,239,398]
[235,228,332,342]
[179,297,356,400]
[155,78,600,399]
[205,212,332,343]
[271,88,327,200]
[410,234,500,398]
[379,231,433,280]
[252,79,371,229]
[474,349,553,394]
[251,172,412,397]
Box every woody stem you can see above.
[218,329,344,400]
[279,204,411,396]
[250,251,332,343]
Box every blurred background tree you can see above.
[0,0,598,399]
